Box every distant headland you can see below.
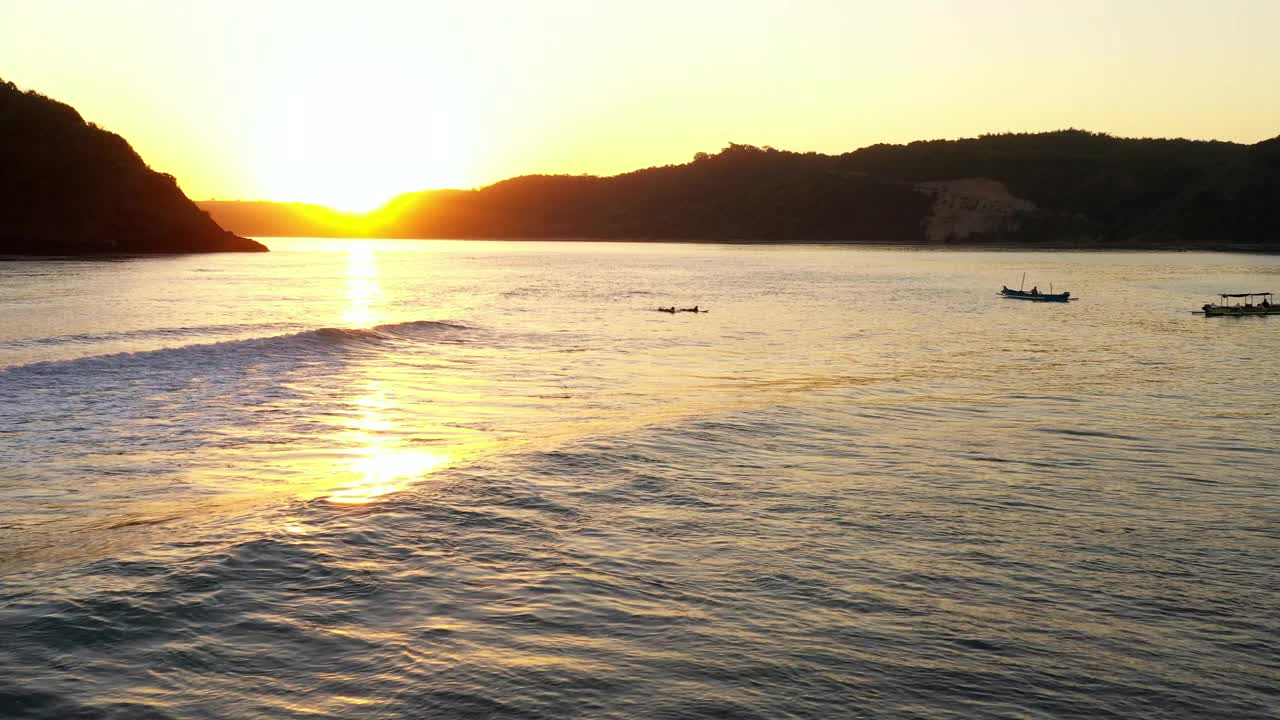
[203,132,1280,252]
[5,75,1276,254]
[0,79,265,255]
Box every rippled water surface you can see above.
[1,240,1277,718]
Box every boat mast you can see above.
[1020,272,1026,292]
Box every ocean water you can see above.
[1,239,1277,719]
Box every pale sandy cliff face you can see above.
[916,178,1037,244]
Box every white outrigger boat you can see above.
[1193,292,1279,316]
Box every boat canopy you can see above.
[1218,292,1273,298]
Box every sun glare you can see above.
[251,125,474,213]
[247,56,477,212]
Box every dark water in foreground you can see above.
[1,241,1277,718]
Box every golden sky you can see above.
[3,0,1278,211]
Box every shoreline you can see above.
[253,237,1280,253]
[4,238,1277,258]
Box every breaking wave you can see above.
[0,320,472,376]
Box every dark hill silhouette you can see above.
[373,146,931,242]
[0,79,265,254]
[200,132,1279,251]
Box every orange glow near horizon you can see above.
[3,1,1278,211]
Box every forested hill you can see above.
[202,131,1279,251]
[837,131,1279,250]
[0,80,265,254]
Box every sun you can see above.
[308,180,401,216]
[248,70,474,212]
[252,134,466,214]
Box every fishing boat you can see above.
[1000,287,1072,303]
[999,273,1073,303]
[1193,292,1279,316]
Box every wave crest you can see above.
[1,319,471,374]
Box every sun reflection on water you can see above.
[324,249,449,504]
[325,445,450,505]
[342,244,382,327]
[325,385,452,505]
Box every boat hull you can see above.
[1198,306,1280,316]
